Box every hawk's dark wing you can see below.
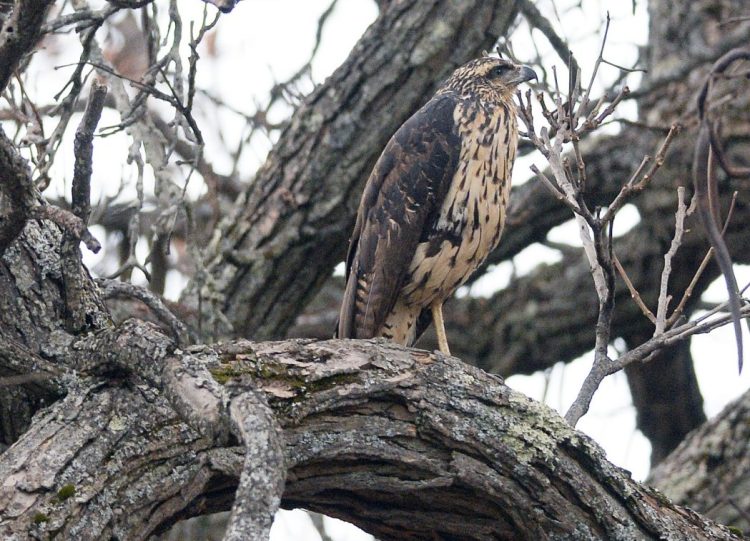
[337,94,461,339]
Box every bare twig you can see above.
[578,12,611,123]
[518,0,580,77]
[618,298,750,370]
[42,7,117,34]
[667,191,737,328]
[614,254,656,324]
[519,16,695,425]
[60,79,108,332]
[529,163,580,213]
[72,80,108,223]
[518,24,624,426]
[601,124,680,224]
[187,8,221,122]
[567,301,750,424]
[654,188,689,335]
[36,15,108,187]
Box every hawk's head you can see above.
[441,57,537,102]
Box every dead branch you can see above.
[667,191,738,328]
[31,205,101,253]
[224,388,285,541]
[654,188,690,335]
[96,278,190,345]
[693,45,750,372]
[71,80,108,223]
[613,253,656,324]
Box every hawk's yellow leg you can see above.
[431,302,451,355]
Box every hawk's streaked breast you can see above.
[384,98,516,344]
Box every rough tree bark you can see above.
[80,0,748,466]
[0,328,742,540]
[649,388,750,534]
[2,0,750,539]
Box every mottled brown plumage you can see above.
[337,57,537,354]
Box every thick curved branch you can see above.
[224,388,285,541]
[0,335,741,540]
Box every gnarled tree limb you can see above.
[0,333,742,541]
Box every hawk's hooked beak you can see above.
[513,65,538,85]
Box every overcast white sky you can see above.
[25,1,750,539]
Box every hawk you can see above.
[337,57,537,354]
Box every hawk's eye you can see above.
[489,65,512,79]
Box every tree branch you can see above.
[0,125,36,256]
[97,279,190,346]
[0,334,742,540]
[224,388,285,541]
[0,0,54,93]
[72,81,108,224]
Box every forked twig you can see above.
[667,191,738,327]
[654,188,690,335]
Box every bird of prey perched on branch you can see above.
[337,56,537,355]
